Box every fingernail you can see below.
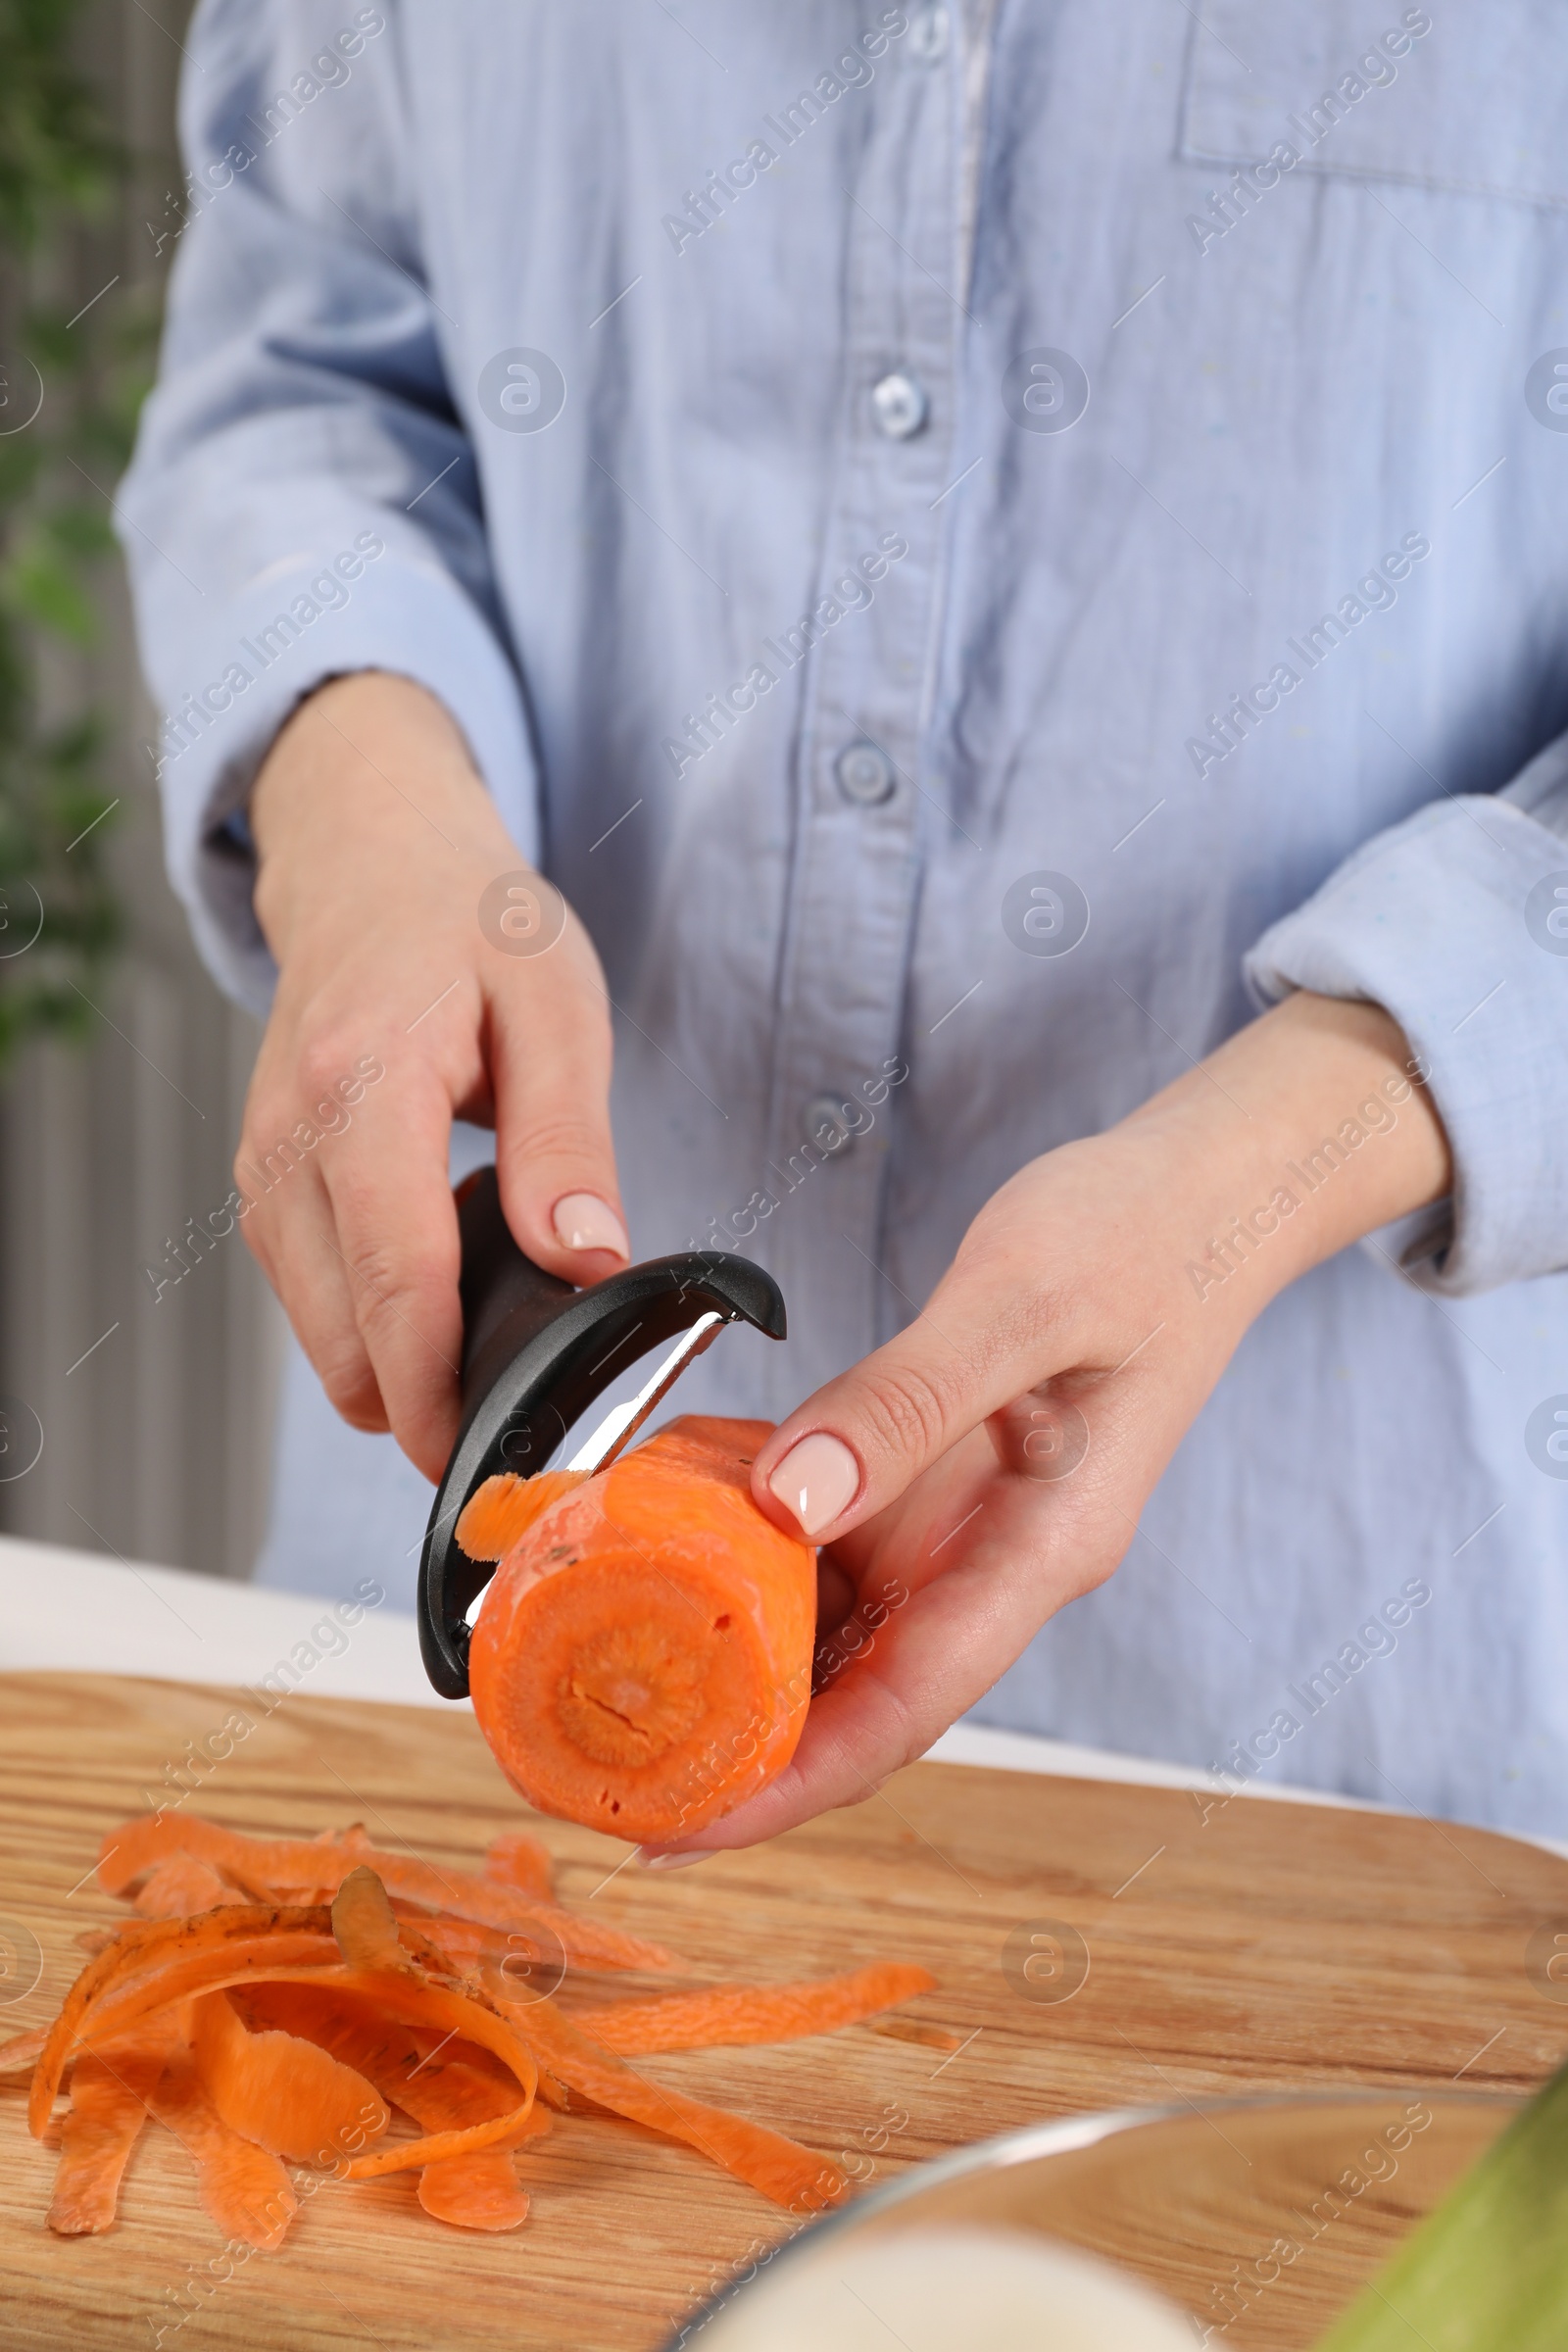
[767,1432,860,1538]
[636,1848,714,1872]
[551,1193,630,1259]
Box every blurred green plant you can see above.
[0,0,156,1063]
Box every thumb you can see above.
[488,962,629,1286]
[751,1265,1053,1542]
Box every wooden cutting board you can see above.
[1,1671,1565,2352]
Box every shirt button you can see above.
[907,7,951,63]
[872,370,928,440]
[835,741,896,806]
[804,1094,856,1153]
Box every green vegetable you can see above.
[1316,2061,1568,2351]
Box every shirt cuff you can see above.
[1243,795,1568,1296]
[153,550,538,1015]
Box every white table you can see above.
[3,1532,1531,1840]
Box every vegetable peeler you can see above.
[417,1165,787,1700]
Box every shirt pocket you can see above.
[1178,1,1568,209]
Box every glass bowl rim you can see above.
[665,2085,1522,2347]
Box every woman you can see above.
[122,0,1568,1850]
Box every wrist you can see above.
[252,671,514,961]
[1118,992,1450,1322]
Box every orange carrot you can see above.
[466,1416,815,1843]
[485,1969,847,2212]
[190,1989,389,2165]
[47,2016,181,2235]
[577,1962,939,2054]
[147,2044,296,2250]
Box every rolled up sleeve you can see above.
[1243,730,1568,1296]
[117,0,535,1014]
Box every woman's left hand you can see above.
[640,990,1450,1859]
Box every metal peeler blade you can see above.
[564,1309,726,1475]
[416,1166,786,1701]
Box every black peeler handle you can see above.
[416,1165,786,1699]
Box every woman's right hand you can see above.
[238,669,628,1481]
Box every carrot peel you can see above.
[331,1867,409,1972]
[578,1962,939,2054]
[31,1801,934,2248]
[97,1812,675,1974]
[191,1987,390,2165]
[46,2017,180,2235]
[485,1966,848,2213]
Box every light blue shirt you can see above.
[121,0,1568,1836]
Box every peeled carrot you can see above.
[577,1962,939,2055]
[47,2017,180,2235]
[190,1989,389,2165]
[466,1416,815,1843]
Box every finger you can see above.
[750,1256,1067,1544]
[818,1425,1001,1602]
[485,947,629,1285]
[235,1147,393,1433]
[317,1065,467,1480]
